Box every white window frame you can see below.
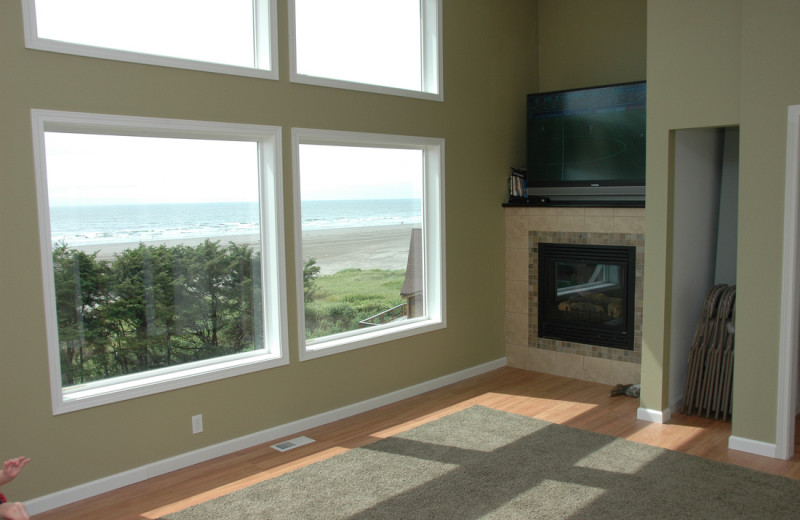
[288,0,443,101]
[21,0,279,80]
[31,109,289,414]
[292,128,446,361]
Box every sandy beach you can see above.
[75,224,417,275]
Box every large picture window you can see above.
[31,110,288,414]
[289,0,442,100]
[22,0,278,79]
[292,129,445,359]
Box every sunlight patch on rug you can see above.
[574,437,662,474]
[491,480,606,519]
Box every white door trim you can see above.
[776,104,800,460]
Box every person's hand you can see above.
[0,458,30,486]
[0,501,30,520]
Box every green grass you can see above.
[305,268,406,340]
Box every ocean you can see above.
[49,199,422,247]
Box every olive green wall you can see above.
[10,0,796,505]
[537,0,797,448]
[0,1,538,500]
[641,0,742,413]
[733,0,800,443]
[642,0,800,446]
[538,0,646,91]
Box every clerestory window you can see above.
[292,128,446,360]
[31,110,288,414]
[289,0,442,100]
[22,0,278,79]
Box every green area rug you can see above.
[163,406,800,519]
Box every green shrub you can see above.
[303,268,406,340]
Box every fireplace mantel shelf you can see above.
[503,199,645,208]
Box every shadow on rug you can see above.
[162,406,800,519]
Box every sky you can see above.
[295,0,421,91]
[35,0,256,67]
[299,144,423,201]
[34,0,422,89]
[44,133,260,206]
[37,0,425,206]
[44,133,423,206]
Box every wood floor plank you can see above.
[31,367,800,519]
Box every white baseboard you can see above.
[26,358,507,515]
[637,406,672,423]
[728,435,778,459]
[639,409,781,459]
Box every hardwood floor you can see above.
[33,367,800,519]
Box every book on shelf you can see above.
[508,167,527,202]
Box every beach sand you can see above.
[75,224,417,275]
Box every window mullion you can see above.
[252,0,272,72]
[421,0,440,95]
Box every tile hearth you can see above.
[505,206,645,385]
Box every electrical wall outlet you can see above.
[191,414,203,434]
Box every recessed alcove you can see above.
[668,126,739,411]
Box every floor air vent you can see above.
[271,436,315,452]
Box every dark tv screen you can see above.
[526,82,646,201]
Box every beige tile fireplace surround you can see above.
[505,206,644,385]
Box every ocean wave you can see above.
[50,200,422,246]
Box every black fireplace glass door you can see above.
[548,260,625,324]
[539,243,635,350]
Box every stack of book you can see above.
[508,167,528,202]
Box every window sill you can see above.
[56,352,288,415]
[300,318,445,361]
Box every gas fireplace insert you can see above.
[538,243,635,350]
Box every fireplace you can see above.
[538,243,635,350]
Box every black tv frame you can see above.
[525,81,646,206]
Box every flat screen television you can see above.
[526,81,646,205]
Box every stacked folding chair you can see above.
[682,284,736,420]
